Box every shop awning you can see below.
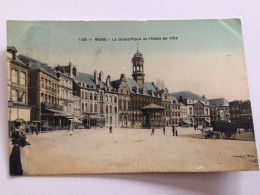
[43,108,69,117]
[89,115,105,119]
[69,117,82,123]
[182,119,192,124]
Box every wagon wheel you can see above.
[221,131,236,139]
[201,131,206,139]
[215,132,220,139]
[208,132,213,139]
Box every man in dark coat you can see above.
[172,126,175,136]
[163,126,166,135]
[109,126,113,134]
[151,128,155,136]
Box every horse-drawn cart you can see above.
[201,127,220,139]
[211,121,237,139]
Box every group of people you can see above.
[151,126,178,136]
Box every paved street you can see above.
[10,127,258,175]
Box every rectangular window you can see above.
[100,105,103,113]
[123,101,126,110]
[106,105,108,113]
[82,103,84,112]
[19,72,26,85]
[11,69,18,83]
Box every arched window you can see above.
[85,103,88,112]
[106,95,108,102]
[85,92,88,100]
[94,104,97,112]
[106,105,108,113]
[110,95,112,102]
[114,106,117,114]
[90,93,93,100]
[110,105,113,113]
[100,93,103,101]
[114,96,117,103]
[94,93,97,101]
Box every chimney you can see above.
[69,62,73,76]
[72,66,77,77]
[179,96,183,103]
[99,71,103,81]
[94,70,98,83]
[106,75,111,86]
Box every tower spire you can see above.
[137,42,139,52]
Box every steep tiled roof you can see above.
[110,79,122,89]
[75,72,96,85]
[126,78,159,97]
[18,55,57,77]
[75,72,108,89]
[170,96,179,104]
[209,98,229,107]
[170,91,204,100]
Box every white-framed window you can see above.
[61,89,64,98]
[19,72,26,85]
[11,69,18,83]
[11,89,18,102]
[21,91,26,103]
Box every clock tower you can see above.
[132,50,145,87]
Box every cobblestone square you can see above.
[11,127,258,175]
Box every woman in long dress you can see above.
[9,118,30,176]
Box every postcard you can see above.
[7,20,258,175]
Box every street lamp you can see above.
[8,98,14,134]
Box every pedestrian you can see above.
[109,126,113,133]
[151,128,155,136]
[175,127,178,136]
[69,121,73,136]
[10,118,31,176]
[194,125,197,131]
[163,126,165,135]
[31,124,34,135]
[172,125,175,136]
[35,123,38,135]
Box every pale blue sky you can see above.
[7,19,250,101]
